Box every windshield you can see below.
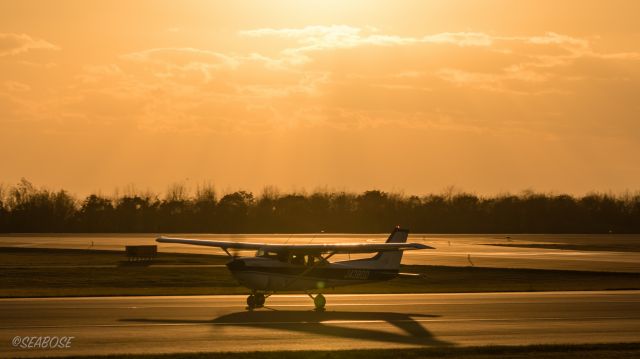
[255,249,280,259]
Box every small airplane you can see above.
[156,227,433,311]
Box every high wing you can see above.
[156,236,434,254]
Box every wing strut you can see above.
[282,251,336,291]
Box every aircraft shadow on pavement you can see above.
[122,310,453,347]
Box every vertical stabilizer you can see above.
[385,227,409,243]
[370,227,410,269]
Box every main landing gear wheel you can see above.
[246,293,266,310]
[255,293,265,307]
[246,294,256,310]
[314,293,326,311]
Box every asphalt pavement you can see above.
[3,234,640,271]
[1,291,639,357]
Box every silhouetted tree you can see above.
[0,184,8,232]
[1,179,640,233]
[252,186,279,232]
[273,194,313,232]
[113,195,158,232]
[217,191,253,232]
[5,179,77,232]
[78,194,115,232]
[193,183,217,232]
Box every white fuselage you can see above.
[226,255,399,292]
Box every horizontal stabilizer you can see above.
[398,272,426,279]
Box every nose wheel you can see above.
[312,293,326,311]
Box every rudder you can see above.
[371,227,410,269]
[385,227,409,243]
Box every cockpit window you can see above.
[255,249,278,258]
[255,250,323,266]
[290,253,305,265]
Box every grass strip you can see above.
[483,243,640,252]
[1,264,638,297]
[0,247,228,266]
[30,342,640,359]
[2,246,638,297]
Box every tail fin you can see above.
[385,227,409,243]
[371,227,410,269]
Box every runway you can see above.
[3,233,640,272]
[2,291,639,357]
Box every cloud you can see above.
[241,26,590,52]
[594,52,640,60]
[240,25,363,41]
[3,81,30,92]
[241,26,497,64]
[422,32,493,47]
[122,47,238,68]
[4,25,639,141]
[240,26,640,70]
[120,47,242,83]
[240,26,493,49]
[0,33,59,56]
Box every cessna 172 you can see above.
[156,227,432,311]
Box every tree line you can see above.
[0,179,639,233]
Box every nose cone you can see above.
[226,258,246,271]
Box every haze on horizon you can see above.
[1,0,639,197]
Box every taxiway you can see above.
[1,291,639,357]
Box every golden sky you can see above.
[1,0,639,196]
